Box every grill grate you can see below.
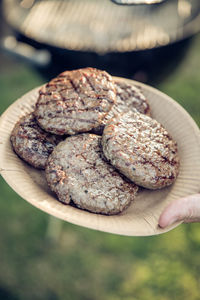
[3,0,200,53]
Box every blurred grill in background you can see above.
[2,0,200,82]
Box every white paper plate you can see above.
[0,78,200,236]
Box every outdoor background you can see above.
[0,13,200,300]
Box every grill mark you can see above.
[38,115,97,124]
[96,95,114,105]
[39,91,52,96]
[51,106,105,114]
[155,174,175,180]
[69,78,80,97]
[82,73,115,105]
[16,133,59,148]
[38,82,114,108]
[53,86,74,93]
[112,139,179,170]
[132,157,177,172]
[82,73,96,93]
[37,102,107,117]
[36,97,62,107]
[160,155,178,167]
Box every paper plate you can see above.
[0,78,200,236]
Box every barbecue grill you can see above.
[2,0,200,79]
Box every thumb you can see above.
[158,194,200,229]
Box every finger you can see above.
[158,194,200,228]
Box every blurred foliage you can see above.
[157,36,200,127]
[0,32,200,300]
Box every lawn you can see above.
[0,33,200,300]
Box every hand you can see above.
[158,194,200,228]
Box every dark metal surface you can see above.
[3,0,200,53]
[0,0,195,84]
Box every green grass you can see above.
[0,37,200,300]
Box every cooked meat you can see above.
[102,111,180,189]
[45,133,138,215]
[10,113,63,169]
[34,67,116,135]
[92,80,150,134]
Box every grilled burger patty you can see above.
[45,134,138,215]
[34,67,116,135]
[92,80,151,135]
[102,111,180,189]
[10,113,63,169]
